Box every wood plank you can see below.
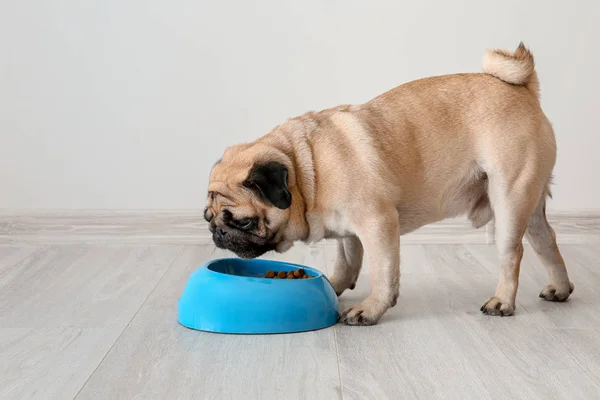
[545,212,600,244]
[76,245,342,400]
[334,245,600,399]
[0,326,115,400]
[3,241,599,399]
[0,245,42,275]
[547,328,600,384]
[0,210,209,245]
[0,245,183,400]
[533,245,600,385]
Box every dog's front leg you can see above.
[339,209,400,326]
[329,236,364,296]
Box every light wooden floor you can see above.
[1,242,600,400]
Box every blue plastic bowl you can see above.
[177,258,339,334]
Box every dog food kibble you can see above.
[263,268,315,279]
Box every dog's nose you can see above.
[216,227,226,237]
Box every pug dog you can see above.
[204,43,574,325]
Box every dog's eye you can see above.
[237,219,256,231]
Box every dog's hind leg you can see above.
[480,172,542,316]
[526,189,574,302]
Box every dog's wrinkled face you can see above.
[204,149,292,259]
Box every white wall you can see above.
[1,1,598,210]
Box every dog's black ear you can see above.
[243,161,291,209]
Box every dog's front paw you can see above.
[339,296,390,326]
[539,282,574,302]
[480,296,515,317]
[480,296,515,316]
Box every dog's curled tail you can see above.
[482,42,539,97]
